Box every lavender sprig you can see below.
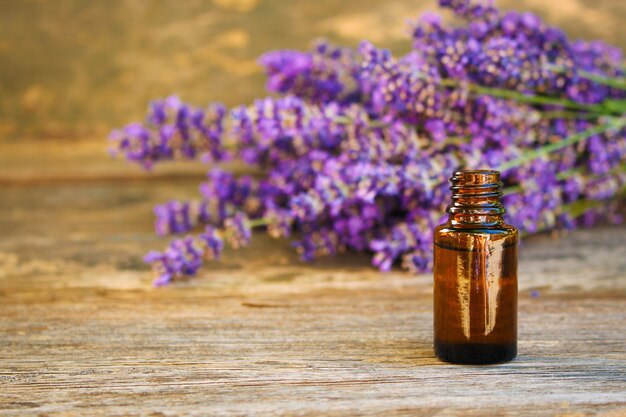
[112,0,626,286]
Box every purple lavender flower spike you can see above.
[144,229,224,286]
[109,97,228,168]
[114,0,626,285]
[292,228,343,262]
[259,40,361,104]
[144,236,204,286]
[152,200,226,236]
[198,225,224,260]
[154,200,194,235]
[402,249,434,273]
[265,207,294,239]
[224,212,252,249]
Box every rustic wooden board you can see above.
[1,159,626,416]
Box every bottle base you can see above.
[435,341,516,364]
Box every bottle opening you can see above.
[450,170,501,187]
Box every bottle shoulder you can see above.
[434,222,518,245]
[435,222,518,234]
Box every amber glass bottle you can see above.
[433,170,518,364]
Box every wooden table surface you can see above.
[1,141,625,416]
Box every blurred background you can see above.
[0,0,624,144]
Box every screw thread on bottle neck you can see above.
[447,170,505,226]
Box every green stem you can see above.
[442,136,469,146]
[563,191,625,219]
[546,64,626,90]
[219,217,270,241]
[556,166,584,181]
[248,218,271,228]
[501,184,522,196]
[502,164,626,197]
[333,116,387,129]
[541,110,599,120]
[518,192,624,238]
[496,117,626,172]
[578,70,626,90]
[437,78,608,114]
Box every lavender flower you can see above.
[154,200,195,235]
[144,236,206,286]
[144,225,224,286]
[260,40,361,104]
[224,212,252,249]
[292,228,344,261]
[111,0,626,285]
[265,206,294,238]
[198,225,225,260]
[109,97,228,168]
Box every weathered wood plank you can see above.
[1,178,625,416]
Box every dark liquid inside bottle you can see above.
[434,170,518,364]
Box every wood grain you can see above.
[1,173,625,416]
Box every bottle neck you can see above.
[446,170,505,227]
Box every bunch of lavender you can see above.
[109,0,625,286]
